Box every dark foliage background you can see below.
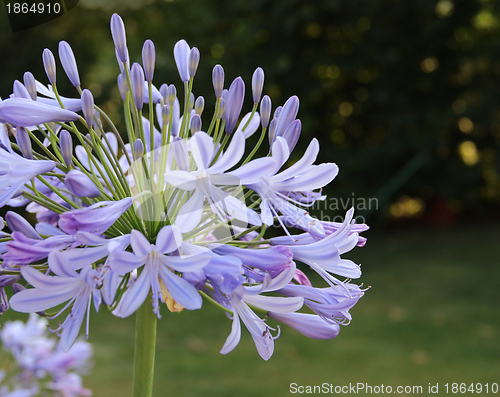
[1,0,500,225]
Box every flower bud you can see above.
[160,83,168,103]
[59,129,73,167]
[268,118,277,145]
[142,39,155,83]
[161,105,170,127]
[5,211,41,239]
[42,48,56,85]
[13,80,31,100]
[167,84,177,107]
[117,73,127,101]
[23,72,37,101]
[111,13,128,63]
[131,63,145,111]
[188,93,195,112]
[224,77,245,134]
[64,169,101,198]
[58,41,80,87]
[260,95,271,128]
[190,114,202,133]
[81,89,94,128]
[217,97,226,119]
[282,119,301,153]
[212,64,224,98]
[133,138,144,160]
[275,96,299,138]
[12,283,25,294]
[15,126,32,159]
[174,39,190,82]
[195,96,205,115]
[188,47,200,79]
[252,67,264,104]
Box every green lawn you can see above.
[3,225,500,396]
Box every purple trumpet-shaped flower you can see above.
[224,77,245,134]
[9,254,101,351]
[142,39,155,83]
[59,41,81,88]
[174,39,191,82]
[0,149,56,208]
[0,98,79,127]
[268,312,340,339]
[110,226,211,317]
[58,198,132,235]
[111,14,128,64]
[64,170,100,198]
[42,49,56,85]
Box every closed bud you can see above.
[160,83,168,103]
[15,127,32,159]
[133,139,144,160]
[23,72,37,101]
[212,64,224,98]
[260,95,271,128]
[111,14,128,63]
[188,47,200,78]
[195,96,205,115]
[190,114,202,133]
[81,89,94,128]
[217,97,226,119]
[5,211,40,240]
[12,283,25,294]
[161,105,170,127]
[42,48,56,85]
[224,77,245,134]
[167,84,177,107]
[13,80,31,100]
[142,39,155,83]
[131,63,145,111]
[268,118,277,145]
[58,41,80,87]
[117,73,127,101]
[173,39,190,83]
[188,93,195,112]
[59,129,73,167]
[252,67,265,104]
[64,169,101,198]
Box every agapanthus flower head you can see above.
[0,13,369,363]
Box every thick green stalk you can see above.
[132,298,157,397]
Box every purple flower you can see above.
[58,41,81,88]
[0,98,79,127]
[224,77,245,134]
[110,227,211,317]
[174,39,191,82]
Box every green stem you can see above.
[132,298,157,397]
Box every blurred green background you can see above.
[1,0,499,395]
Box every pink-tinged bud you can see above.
[23,72,37,101]
[58,41,80,87]
[0,98,79,127]
[212,64,224,98]
[260,95,271,128]
[42,48,56,85]
[131,63,145,110]
[111,14,128,63]
[64,169,100,198]
[15,126,32,159]
[142,39,155,83]
[81,89,94,128]
[13,80,31,100]
[190,114,202,133]
[188,47,200,78]
[167,84,176,107]
[174,39,190,82]
[133,139,144,160]
[59,129,73,167]
[195,96,204,115]
[5,211,41,240]
[252,67,265,104]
